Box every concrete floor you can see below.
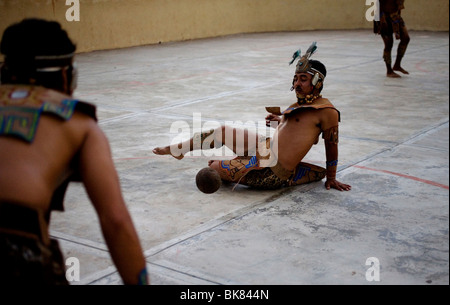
[49,30,449,285]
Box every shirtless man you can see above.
[375,0,410,78]
[0,19,148,285]
[153,42,351,192]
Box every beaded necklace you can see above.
[298,94,322,105]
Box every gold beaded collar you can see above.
[298,94,322,105]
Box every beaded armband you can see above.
[137,267,149,285]
[326,160,338,180]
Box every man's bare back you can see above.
[0,18,148,285]
[0,113,88,208]
[0,85,147,284]
[0,86,102,211]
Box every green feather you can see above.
[304,42,317,59]
[289,49,301,65]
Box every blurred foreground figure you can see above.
[0,19,148,285]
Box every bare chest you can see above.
[282,110,321,132]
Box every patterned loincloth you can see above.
[0,234,68,285]
[244,167,286,189]
[0,202,68,285]
[217,136,293,189]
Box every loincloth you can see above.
[0,202,68,285]
[217,136,294,189]
[374,11,406,38]
[244,167,286,189]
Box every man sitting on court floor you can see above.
[153,42,351,192]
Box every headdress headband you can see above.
[4,52,74,69]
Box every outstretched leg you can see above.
[153,125,260,160]
[152,128,216,159]
[152,146,185,160]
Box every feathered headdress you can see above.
[289,42,318,74]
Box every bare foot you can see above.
[152,146,184,160]
[393,66,409,74]
[387,71,401,78]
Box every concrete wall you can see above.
[0,0,448,55]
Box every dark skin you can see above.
[379,0,410,78]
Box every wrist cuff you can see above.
[326,160,338,167]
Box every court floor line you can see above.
[352,165,449,190]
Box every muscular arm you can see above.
[78,121,148,284]
[324,138,339,184]
[321,109,351,191]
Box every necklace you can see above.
[298,94,322,105]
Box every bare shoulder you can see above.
[68,111,107,143]
[321,106,339,116]
[316,97,333,106]
[69,110,97,127]
[316,99,339,129]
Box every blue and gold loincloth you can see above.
[217,137,293,189]
[218,137,326,189]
